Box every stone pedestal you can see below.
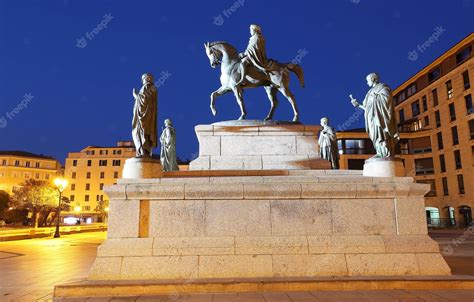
[189,121,330,170]
[86,170,450,281]
[122,157,163,179]
[363,157,405,177]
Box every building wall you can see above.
[0,155,61,194]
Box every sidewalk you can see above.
[0,223,107,241]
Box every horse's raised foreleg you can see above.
[264,86,279,121]
[278,85,299,122]
[210,86,230,116]
[232,86,247,120]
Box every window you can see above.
[439,154,446,173]
[451,126,459,145]
[428,68,441,82]
[446,80,453,99]
[96,195,100,201]
[99,160,107,166]
[432,89,438,106]
[435,110,441,127]
[456,45,472,64]
[85,195,90,202]
[83,206,91,211]
[437,132,444,150]
[87,160,92,166]
[449,103,456,121]
[70,195,75,202]
[35,173,39,179]
[411,100,420,117]
[25,161,30,167]
[112,160,121,166]
[100,172,105,179]
[45,174,49,180]
[454,150,462,169]
[71,184,76,191]
[86,172,91,179]
[424,116,430,126]
[72,160,77,167]
[417,179,437,197]
[442,177,449,196]
[463,71,471,90]
[466,94,473,114]
[406,83,417,97]
[1,159,6,165]
[470,120,474,139]
[422,96,428,111]
[14,160,20,166]
[398,109,405,122]
[457,174,465,194]
[72,172,76,179]
[100,183,104,190]
[85,183,90,190]
[414,158,434,175]
[114,171,119,178]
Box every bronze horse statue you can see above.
[204,41,305,122]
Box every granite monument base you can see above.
[363,157,405,177]
[85,170,449,282]
[189,121,331,170]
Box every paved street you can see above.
[1,230,474,301]
[0,231,105,301]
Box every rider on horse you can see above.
[237,24,271,86]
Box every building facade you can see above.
[0,151,62,194]
[62,141,136,223]
[338,33,473,228]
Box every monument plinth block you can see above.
[363,157,405,177]
[122,157,163,179]
[189,122,331,170]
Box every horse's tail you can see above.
[287,63,305,88]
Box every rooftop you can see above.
[0,151,57,160]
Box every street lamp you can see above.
[53,177,68,238]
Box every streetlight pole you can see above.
[53,177,68,238]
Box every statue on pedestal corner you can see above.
[318,117,339,169]
[132,73,157,158]
[349,73,399,158]
[160,119,179,171]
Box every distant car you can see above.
[22,218,33,226]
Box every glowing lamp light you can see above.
[53,177,68,192]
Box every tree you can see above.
[11,179,58,228]
[95,198,109,223]
[0,190,10,219]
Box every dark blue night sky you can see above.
[0,0,473,163]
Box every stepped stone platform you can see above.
[53,123,452,300]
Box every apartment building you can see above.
[0,151,62,194]
[62,141,136,222]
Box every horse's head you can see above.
[204,42,221,68]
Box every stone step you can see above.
[53,275,474,299]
